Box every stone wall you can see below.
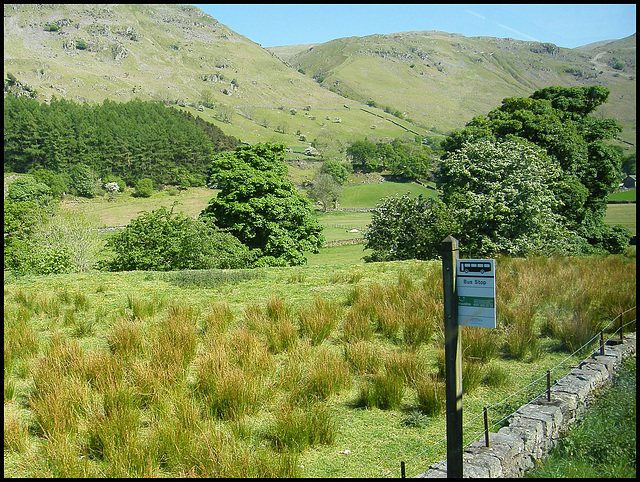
[417,332,636,478]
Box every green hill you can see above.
[270,31,636,151]
[2,4,423,149]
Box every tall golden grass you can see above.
[3,254,635,477]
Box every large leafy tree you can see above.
[4,200,56,274]
[364,139,591,261]
[438,139,591,257]
[201,143,324,266]
[346,140,380,172]
[69,163,97,198]
[379,140,433,179]
[440,86,625,248]
[28,168,69,197]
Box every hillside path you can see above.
[591,51,634,79]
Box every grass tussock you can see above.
[148,303,198,373]
[463,326,499,361]
[297,296,342,345]
[4,403,30,453]
[342,305,374,342]
[202,301,235,335]
[28,334,92,437]
[384,349,426,384]
[357,370,405,410]
[4,308,39,372]
[193,341,260,420]
[482,362,510,387]
[413,373,445,416]
[106,316,144,358]
[302,346,351,401]
[343,340,382,374]
[267,402,335,452]
[261,296,298,353]
[125,293,165,320]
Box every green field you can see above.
[315,210,372,242]
[61,187,217,228]
[56,180,637,267]
[338,180,437,209]
[604,202,637,235]
[4,255,636,478]
[608,189,636,202]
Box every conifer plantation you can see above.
[4,96,239,189]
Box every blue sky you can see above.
[192,4,636,49]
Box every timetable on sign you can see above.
[456,259,496,329]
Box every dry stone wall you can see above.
[417,332,636,478]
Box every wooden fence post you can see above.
[619,312,624,342]
[442,236,463,478]
[483,407,490,448]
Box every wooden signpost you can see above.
[441,236,463,478]
[441,236,496,478]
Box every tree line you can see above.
[345,138,433,180]
[3,96,240,194]
[3,86,634,275]
[364,86,633,260]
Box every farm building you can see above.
[620,175,636,189]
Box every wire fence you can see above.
[377,305,636,478]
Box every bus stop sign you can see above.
[456,259,496,329]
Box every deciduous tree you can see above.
[309,173,342,212]
[439,139,589,257]
[320,159,350,185]
[440,86,627,250]
[201,143,324,266]
[104,205,253,271]
[364,193,458,261]
[364,139,600,261]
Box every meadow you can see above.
[4,179,637,477]
[604,200,637,237]
[4,252,636,477]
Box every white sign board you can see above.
[456,259,496,329]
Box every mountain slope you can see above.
[4,4,416,148]
[271,31,635,147]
